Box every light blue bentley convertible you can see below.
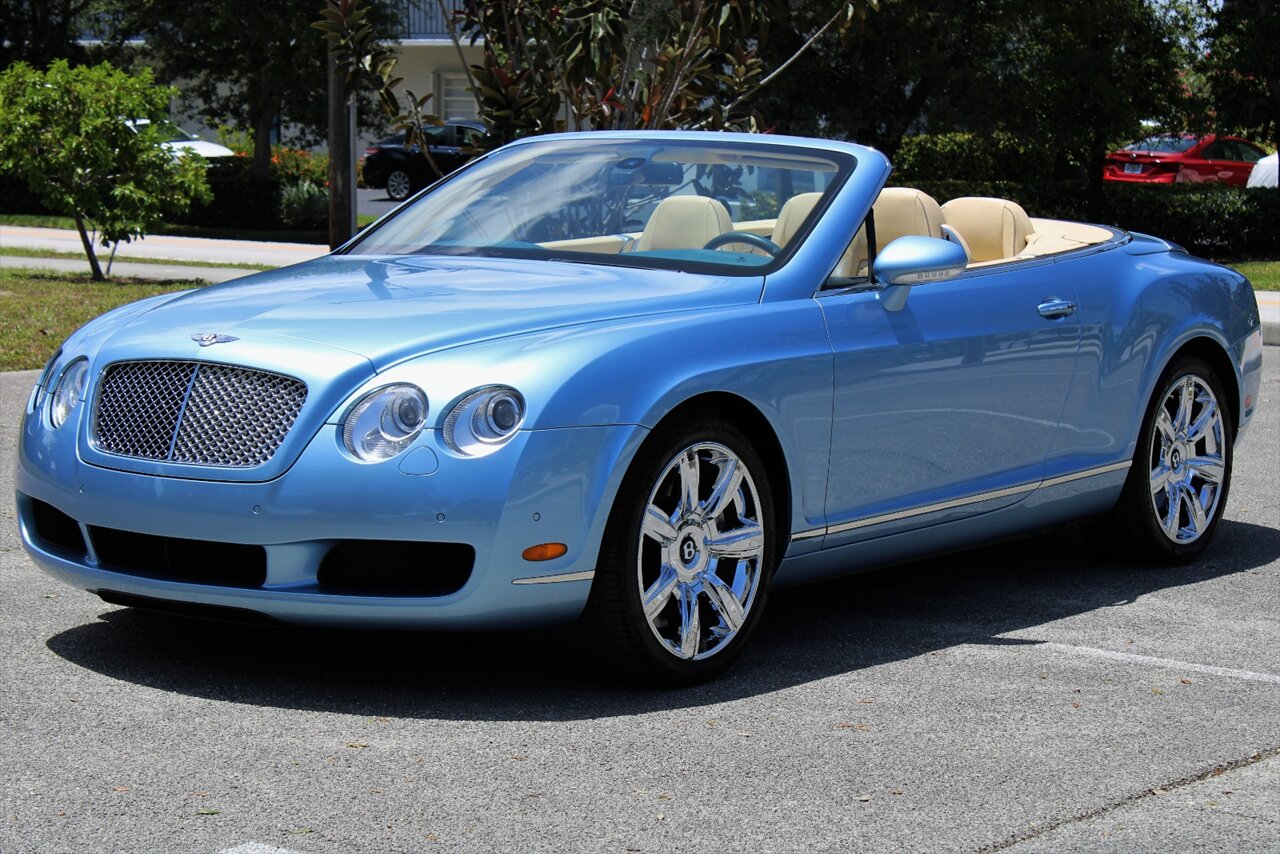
[17,132,1264,683]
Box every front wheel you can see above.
[1111,356,1232,563]
[583,418,777,684]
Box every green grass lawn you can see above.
[0,212,374,242]
[0,212,330,244]
[1229,261,1280,291]
[0,267,204,371]
[0,246,274,271]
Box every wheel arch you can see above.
[1152,334,1241,439]
[633,391,794,558]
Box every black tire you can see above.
[385,168,413,201]
[582,416,778,685]
[1111,355,1233,564]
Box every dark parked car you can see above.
[362,121,487,201]
[1103,133,1268,186]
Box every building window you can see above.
[439,72,477,121]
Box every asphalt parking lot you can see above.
[2,350,1277,853]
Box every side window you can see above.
[1238,143,1264,164]
[1203,141,1230,160]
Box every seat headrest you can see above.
[874,187,946,245]
[940,197,1034,262]
[773,192,824,247]
[635,195,733,252]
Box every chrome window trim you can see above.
[791,461,1132,543]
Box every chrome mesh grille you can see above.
[93,361,307,468]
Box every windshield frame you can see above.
[342,134,858,278]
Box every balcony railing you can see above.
[401,1,451,39]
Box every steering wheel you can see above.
[702,231,783,256]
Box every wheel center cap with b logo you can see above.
[680,536,699,565]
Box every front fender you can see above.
[381,300,834,541]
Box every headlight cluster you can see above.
[343,384,429,461]
[341,383,527,462]
[27,348,62,413]
[443,386,525,457]
[49,357,89,429]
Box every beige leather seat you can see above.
[845,187,947,276]
[634,195,733,252]
[772,192,823,247]
[940,197,1034,263]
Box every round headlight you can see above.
[444,386,526,457]
[343,384,428,461]
[49,358,89,429]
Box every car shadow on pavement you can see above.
[45,518,1280,721]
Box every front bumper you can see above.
[17,404,643,630]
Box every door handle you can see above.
[1038,297,1076,319]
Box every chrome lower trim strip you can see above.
[511,569,596,585]
[1039,460,1132,488]
[790,461,1132,543]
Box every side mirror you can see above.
[873,235,969,311]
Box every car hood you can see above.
[107,255,764,370]
[164,139,236,159]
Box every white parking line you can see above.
[1041,642,1280,685]
[219,843,306,854]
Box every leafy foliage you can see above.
[893,133,1056,184]
[107,0,401,180]
[0,61,210,279]
[1204,0,1280,150]
[455,0,872,145]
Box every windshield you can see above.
[1124,135,1197,153]
[346,136,853,275]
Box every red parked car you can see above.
[1103,134,1268,186]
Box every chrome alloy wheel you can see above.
[1148,373,1226,544]
[636,442,767,661]
[386,169,412,201]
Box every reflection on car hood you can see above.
[110,255,763,369]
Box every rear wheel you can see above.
[1112,356,1232,563]
[386,169,413,201]
[583,417,777,685]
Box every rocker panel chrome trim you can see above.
[790,461,1132,543]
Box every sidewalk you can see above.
[1258,291,1280,346]
[0,225,325,267]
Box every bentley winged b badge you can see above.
[192,332,239,347]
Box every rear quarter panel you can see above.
[1045,238,1259,475]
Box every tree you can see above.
[0,0,95,68]
[0,61,210,280]
[1205,0,1280,150]
[110,0,400,182]
[753,0,1008,157]
[996,0,1183,212]
[455,0,872,145]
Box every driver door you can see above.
[818,259,1081,548]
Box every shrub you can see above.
[179,155,282,229]
[279,180,329,229]
[894,132,1057,184]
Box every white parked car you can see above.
[127,119,236,162]
[1246,152,1278,188]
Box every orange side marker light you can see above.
[522,542,568,562]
